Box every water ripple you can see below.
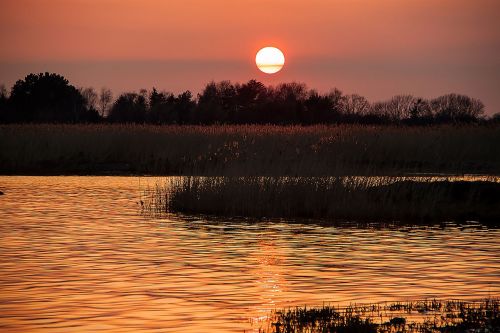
[0,176,498,332]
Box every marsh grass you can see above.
[260,298,499,333]
[143,176,500,223]
[1,124,499,175]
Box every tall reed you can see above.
[1,124,499,175]
[144,176,500,223]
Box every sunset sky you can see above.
[1,0,499,113]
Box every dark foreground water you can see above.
[0,176,499,332]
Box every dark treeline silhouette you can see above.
[1,73,100,123]
[1,72,498,125]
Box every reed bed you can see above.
[259,298,499,333]
[1,124,499,175]
[143,176,500,223]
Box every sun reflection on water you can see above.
[249,239,287,327]
[0,176,498,333]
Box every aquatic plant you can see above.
[144,176,500,224]
[260,298,499,333]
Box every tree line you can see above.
[1,72,498,125]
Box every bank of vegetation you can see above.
[1,124,499,175]
[143,177,500,224]
[260,298,499,333]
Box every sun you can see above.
[256,47,285,74]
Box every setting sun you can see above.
[255,47,285,74]
[0,1,499,333]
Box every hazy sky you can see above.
[1,0,499,113]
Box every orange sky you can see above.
[1,0,499,113]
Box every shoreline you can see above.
[143,177,500,225]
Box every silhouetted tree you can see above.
[197,81,237,124]
[431,94,485,123]
[234,80,268,123]
[80,87,97,111]
[365,95,417,123]
[366,102,391,123]
[108,92,147,123]
[98,87,113,118]
[340,94,370,121]
[175,91,196,124]
[305,89,343,124]
[408,98,432,124]
[269,82,308,124]
[79,87,101,122]
[148,88,175,124]
[8,73,91,122]
[386,95,416,121]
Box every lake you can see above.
[0,176,499,332]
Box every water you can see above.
[0,176,499,332]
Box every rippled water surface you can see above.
[0,176,499,332]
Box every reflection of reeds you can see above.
[144,177,500,223]
[262,298,499,333]
[1,124,499,175]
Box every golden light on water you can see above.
[256,47,285,74]
[1,176,499,332]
